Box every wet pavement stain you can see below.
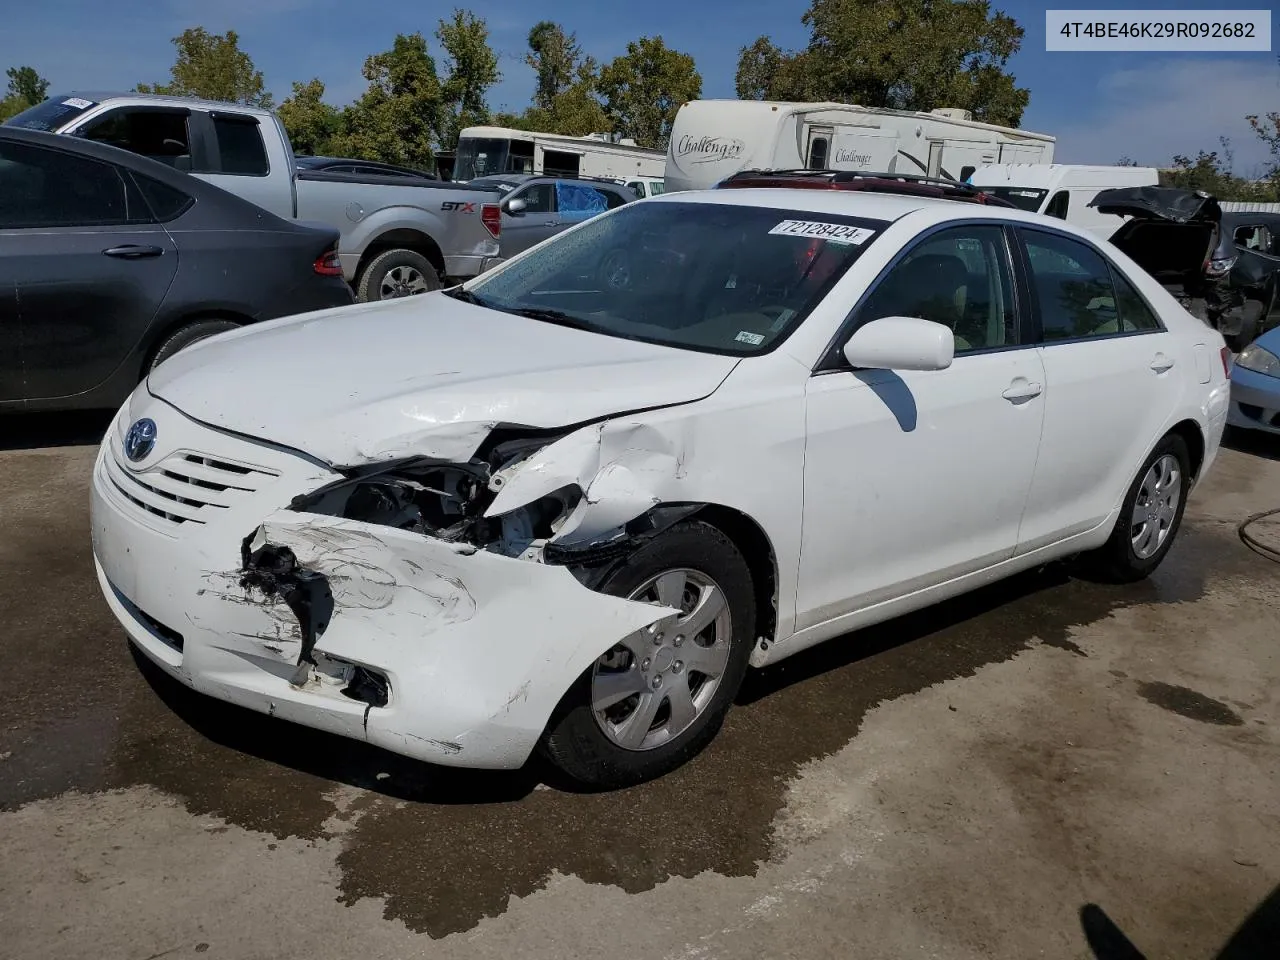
[0,441,1270,939]
[1137,681,1245,726]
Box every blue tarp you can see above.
[556,182,608,221]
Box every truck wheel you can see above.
[357,249,442,302]
[148,319,240,373]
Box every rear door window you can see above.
[210,115,269,176]
[0,140,136,228]
[1023,229,1125,341]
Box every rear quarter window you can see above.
[211,116,269,176]
[132,173,194,222]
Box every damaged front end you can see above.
[232,419,702,752]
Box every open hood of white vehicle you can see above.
[145,293,739,467]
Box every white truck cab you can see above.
[969,164,1160,239]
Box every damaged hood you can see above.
[146,294,740,466]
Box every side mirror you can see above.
[842,316,955,372]
[503,197,527,216]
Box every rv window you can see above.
[1044,191,1069,219]
[807,137,829,170]
[507,138,535,174]
[544,150,581,178]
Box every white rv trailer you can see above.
[454,125,666,182]
[968,163,1160,239]
[664,99,1055,192]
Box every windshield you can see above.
[454,138,509,180]
[462,200,886,356]
[978,187,1048,212]
[3,95,96,132]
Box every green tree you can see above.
[496,23,608,137]
[436,9,500,149]
[7,66,49,105]
[526,21,582,111]
[598,36,701,149]
[735,38,784,100]
[336,33,443,169]
[138,28,273,107]
[1246,112,1280,181]
[0,64,51,121]
[738,0,1030,126]
[277,78,342,156]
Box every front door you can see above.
[797,223,1046,629]
[502,182,559,256]
[0,138,177,402]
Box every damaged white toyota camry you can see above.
[92,172,1233,788]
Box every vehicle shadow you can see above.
[128,643,543,806]
[0,410,113,451]
[1081,883,1280,958]
[1223,426,1280,463]
[736,562,1074,705]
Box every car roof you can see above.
[648,185,1115,235]
[53,90,277,118]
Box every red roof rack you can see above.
[716,169,1017,207]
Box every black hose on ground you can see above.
[1238,507,1280,564]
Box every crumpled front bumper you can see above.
[90,400,675,769]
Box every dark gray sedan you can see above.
[0,127,354,412]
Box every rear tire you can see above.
[356,249,441,302]
[538,520,756,790]
[1076,433,1191,584]
[148,319,240,373]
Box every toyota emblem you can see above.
[124,418,157,462]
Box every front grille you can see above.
[106,445,280,527]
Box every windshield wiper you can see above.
[503,307,597,331]
[444,286,488,306]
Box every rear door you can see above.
[1013,225,1181,554]
[502,181,558,256]
[0,138,177,402]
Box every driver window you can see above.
[79,109,193,170]
[857,225,1016,354]
[515,183,554,213]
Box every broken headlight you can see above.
[291,460,582,555]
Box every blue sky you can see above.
[3,0,1277,172]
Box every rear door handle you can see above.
[1002,379,1043,403]
[103,244,164,259]
[1150,353,1175,373]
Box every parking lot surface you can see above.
[1,417,1278,959]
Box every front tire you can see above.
[539,520,756,789]
[1077,433,1192,584]
[356,249,441,302]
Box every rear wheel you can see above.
[356,249,441,302]
[1077,433,1191,583]
[539,521,756,789]
[148,319,239,373]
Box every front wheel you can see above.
[539,521,756,789]
[1076,433,1192,583]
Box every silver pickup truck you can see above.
[4,92,506,301]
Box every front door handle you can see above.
[103,244,164,259]
[1002,378,1043,403]
[1150,353,1175,373]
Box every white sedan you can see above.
[91,179,1233,788]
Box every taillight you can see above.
[313,248,343,276]
[1221,345,1232,377]
[481,203,501,239]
